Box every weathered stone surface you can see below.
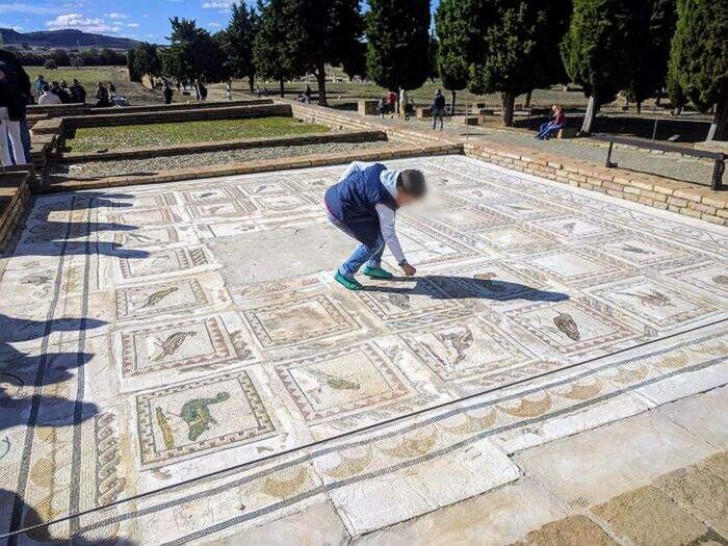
[655,463,728,538]
[592,486,710,546]
[356,478,569,546]
[658,386,728,449]
[511,515,616,546]
[702,453,728,483]
[514,411,718,507]
[207,500,349,545]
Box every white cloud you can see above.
[46,13,118,33]
[106,12,127,19]
[126,22,139,28]
[202,0,235,10]
[0,22,24,30]
[208,21,221,28]
[0,3,62,15]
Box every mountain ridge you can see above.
[0,28,141,50]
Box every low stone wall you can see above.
[57,130,388,163]
[46,142,461,193]
[28,99,273,119]
[0,169,32,252]
[285,100,728,226]
[62,103,292,129]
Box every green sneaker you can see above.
[334,271,364,291]
[362,265,394,279]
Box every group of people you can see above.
[0,50,31,167]
[33,75,87,105]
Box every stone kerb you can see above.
[28,98,274,118]
[0,170,32,251]
[62,103,292,129]
[57,130,388,163]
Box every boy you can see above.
[325,162,427,290]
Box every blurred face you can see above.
[396,192,420,207]
[0,69,5,80]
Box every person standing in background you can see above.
[0,49,32,161]
[432,89,446,131]
[0,62,29,165]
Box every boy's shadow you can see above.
[363,274,570,303]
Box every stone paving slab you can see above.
[0,156,727,543]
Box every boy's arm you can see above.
[338,161,367,182]
[375,204,407,265]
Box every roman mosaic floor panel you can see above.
[1,156,726,543]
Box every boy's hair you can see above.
[397,169,427,198]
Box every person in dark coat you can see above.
[163,83,173,105]
[432,88,446,131]
[325,162,427,290]
[0,49,31,161]
[0,61,29,164]
[71,79,86,103]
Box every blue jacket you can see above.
[325,163,398,247]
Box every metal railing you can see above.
[591,133,726,191]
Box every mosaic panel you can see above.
[107,207,183,227]
[117,247,211,280]
[115,278,209,319]
[179,186,242,204]
[186,200,257,220]
[524,249,622,285]
[505,300,637,356]
[589,277,721,330]
[354,278,473,331]
[531,216,620,240]
[244,295,358,348]
[668,261,728,300]
[401,317,536,383]
[274,344,411,422]
[136,371,275,464]
[119,314,255,376]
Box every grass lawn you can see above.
[64,116,330,152]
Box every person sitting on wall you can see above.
[95,81,111,107]
[71,79,86,104]
[37,83,61,105]
[536,104,566,140]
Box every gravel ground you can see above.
[50,141,389,180]
[384,117,724,186]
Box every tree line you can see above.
[128,0,728,141]
[8,47,128,68]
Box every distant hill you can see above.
[0,28,140,50]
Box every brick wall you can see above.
[0,170,32,251]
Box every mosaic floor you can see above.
[0,156,726,544]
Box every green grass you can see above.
[65,116,330,152]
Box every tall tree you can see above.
[295,0,365,105]
[435,0,482,115]
[561,0,643,134]
[669,0,728,141]
[366,0,431,99]
[222,2,258,92]
[626,0,677,112]
[469,0,571,127]
[131,42,161,83]
[162,18,226,82]
[253,0,305,97]
[435,0,475,115]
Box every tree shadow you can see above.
[362,274,570,303]
[0,489,136,545]
[12,191,150,258]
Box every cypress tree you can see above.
[296,0,364,106]
[469,0,571,127]
[669,0,728,141]
[222,2,258,92]
[253,0,305,97]
[627,0,677,112]
[561,0,642,134]
[435,0,480,115]
[366,0,431,99]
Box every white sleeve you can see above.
[338,161,367,182]
[375,204,406,264]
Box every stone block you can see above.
[513,515,616,546]
[416,107,432,119]
[358,100,379,116]
[557,127,578,139]
[592,486,710,546]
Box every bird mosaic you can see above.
[553,312,581,341]
[152,331,197,362]
[435,328,475,364]
[140,286,179,309]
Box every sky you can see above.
[0,0,441,45]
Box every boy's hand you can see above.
[401,262,416,277]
